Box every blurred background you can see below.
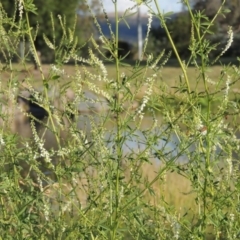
[1,0,240,63]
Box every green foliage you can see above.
[105,40,134,60]
[0,0,240,239]
[150,12,192,58]
[150,0,240,59]
[191,0,240,26]
[0,0,99,61]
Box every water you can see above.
[78,113,187,163]
[81,113,235,164]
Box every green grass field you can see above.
[4,63,239,122]
[2,63,237,95]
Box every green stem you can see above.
[111,1,121,239]
[153,0,191,94]
[186,0,226,67]
[183,0,227,230]
[24,9,61,151]
[122,138,197,211]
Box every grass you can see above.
[1,62,238,193]
[4,63,240,125]
[1,0,240,238]
[1,62,239,194]
[1,63,234,94]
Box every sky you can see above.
[102,0,182,14]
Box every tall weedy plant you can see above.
[0,0,240,239]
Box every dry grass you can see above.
[2,63,237,110]
[0,63,228,90]
[141,162,197,216]
[43,161,196,219]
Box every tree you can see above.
[149,0,240,59]
[191,0,240,27]
[1,0,100,61]
[150,13,192,58]
[189,0,240,57]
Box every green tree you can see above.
[150,13,192,58]
[191,0,240,26]
[149,0,240,59]
[190,0,240,57]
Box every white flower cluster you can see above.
[18,0,24,19]
[232,65,240,75]
[142,12,153,60]
[69,127,86,146]
[43,34,55,50]
[224,75,231,102]
[195,117,204,131]
[0,133,5,146]
[205,75,216,85]
[194,116,207,136]
[51,65,65,76]
[99,36,106,44]
[158,205,181,239]
[229,213,235,222]
[30,121,52,163]
[220,26,234,57]
[31,91,44,106]
[86,81,111,101]
[147,54,153,62]
[52,111,64,130]
[24,141,38,160]
[150,50,165,69]
[0,25,8,46]
[88,49,109,83]
[57,147,70,157]
[226,157,233,179]
[43,201,50,221]
[135,74,157,120]
[37,175,44,192]
[71,54,89,64]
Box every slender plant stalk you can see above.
[24,9,62,151]
[153,0,191,95]
[112,1,121,238]
[183,1,214,230]
[186,0,226,67]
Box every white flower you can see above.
[220,26,234,57]
[195,117,204,131]
[194,116,207,136]
[18,0,24,19]
[229,213,235,222]
[0,134,5,146]
[51,65,65,75]
[142,12,153,60]
[99,36,106,44]
[201,128,207,136]
[224,75,231,102]
[30,121,52,163]
[43,202,50,221]
[135,74,157,119]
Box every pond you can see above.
[77,113,189,164]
